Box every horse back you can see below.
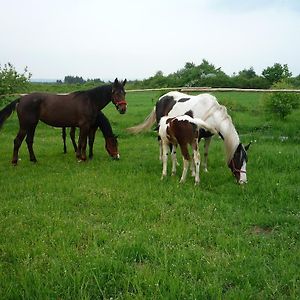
[157,92,218,121]
[17,92,95,127]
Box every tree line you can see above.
[1,60,300,97]
[128,60,300,90]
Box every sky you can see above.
[1,0,300,81]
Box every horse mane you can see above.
[95,111,115,138]
[202,101,239,163]
[218,105,240,163]
[72,84,112,99]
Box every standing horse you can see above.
[159,114,217,185]
[128,92,250,184]
[62,110,119,159]
[0,78,127,165]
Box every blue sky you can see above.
[1,0,300,80]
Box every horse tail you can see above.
[127,107,156,134]
[0,98,20,129]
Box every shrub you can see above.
[264,81,300,119]
[0,63,31,95]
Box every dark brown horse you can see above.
[0,78,127,165]
[62,110,119,159]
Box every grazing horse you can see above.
[128,92,251,184]
[0,78,127,165]
[62,110,119,159]
[159,115,217,185]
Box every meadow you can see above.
[0,90,299,299]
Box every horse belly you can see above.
[39,105,80,127]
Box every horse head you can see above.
[228,142,251,184]
[105,135,119,160]
[112,78,127,114]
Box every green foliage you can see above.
[264,81,300,119]
[262,63,292,85]
[0,63,31,95]
[128,60,285,90]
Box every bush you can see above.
[264,81,300,119]
[0,63,31,95]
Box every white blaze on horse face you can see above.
[239,161,247,184]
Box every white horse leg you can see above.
[159,139,162,162]
[190,158,196,177]
[203,137,212,172]
[161,141,169,180]
[171,145,177,176]
[180,158,189,183]
[193,145,201,185]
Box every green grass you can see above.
[0,91,299,299]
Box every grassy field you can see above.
[0,91,299,299]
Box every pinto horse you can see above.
[128,92,251,184]
[159,114,217,185]
[62,110,119,159]
[0,78,127,165]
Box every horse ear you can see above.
[114,78,118,85]
[123,79,127,86]
[245,142,252,151]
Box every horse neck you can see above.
[89,85,112,109]
[96,113,114,138]
[211,108,240,163]
[218,118,240,163]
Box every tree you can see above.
[238,67,257,79]
[64,76,85,84]
[0,63,31,95]
[184,62,195,70]
[262,63,292,85]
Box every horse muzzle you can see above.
[115,100,127,114]
[111,153,120,160]
[238,179,248,185]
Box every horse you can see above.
[127,92,251,184]
[62,110,119,160]
[0,78,127,165]
[159,114,217,185]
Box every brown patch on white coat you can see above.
[159,115,217,185]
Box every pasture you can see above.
[0,91,299,299]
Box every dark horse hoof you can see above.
[30,158,37,163]
[11,161,18,166]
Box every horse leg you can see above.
[179,143,190,184]
[190,158,196,177]
[70,127,77,152]
[171,144,177,176]
[158,137,162,162]
[88,127,97,159]
[62,127,67,153]
[192,140,201,185]
[77,126,89,161]
[26,124,38,162]
[161,141,169,180]
[203,137,212,172]
[12,127,26,165]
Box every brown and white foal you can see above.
[159,115,217,185]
